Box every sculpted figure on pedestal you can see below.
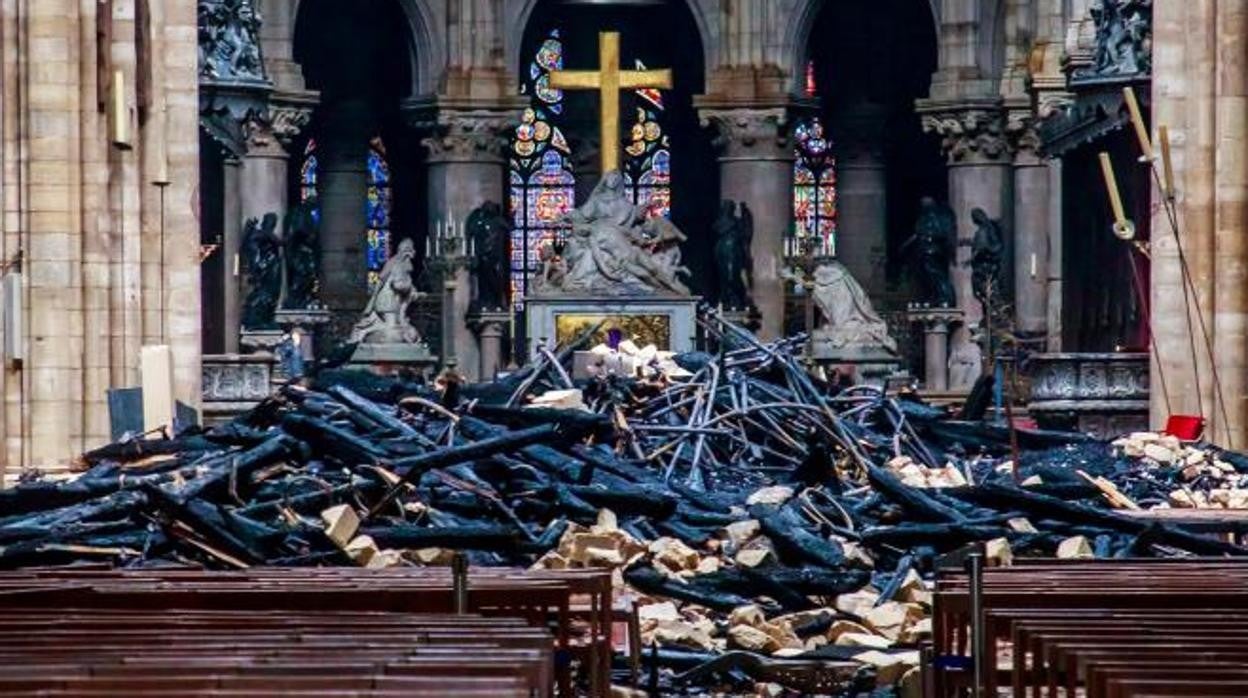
[969,208,1006,307]
[810,261,898,355]
[349,239,423,345]
[535,171,690,297]
[713,201,754,310]
[241,213,282,329]
[467,202,511,311]
[282,201,321,310]
[903,197,957,308]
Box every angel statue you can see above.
[810,260,898,355]
[349,238,423,344]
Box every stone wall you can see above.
[0,0,201,473]
[1151,0,1248,446]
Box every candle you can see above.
[1122,86,1154,161]
[1159,124,1176,200]
[425,236,431,257]
[1030,253,1037,278]
[1098,151,1128,227]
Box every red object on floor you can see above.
[1164,415,1205,440]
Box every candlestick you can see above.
[1159,124,1176,200]
[1122,86,1154,161]
[1098,152,1127,226]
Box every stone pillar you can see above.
[317,99,372,318]
[1009,117,1049,336]
[408,101,518,380]
[918,102,1013,389]
[833,104,888,299]
[469,312,510,380]
[222,158,244,353]
[698,106,794,340]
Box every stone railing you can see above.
[1027,352,1149,437]
[202,353,278,425]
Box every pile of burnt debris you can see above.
[3,315,1246,696]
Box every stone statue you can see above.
[810,261,898,356]
[1081,0,1152,78]
[466,201,511,311]
[282,201,320,310]
[969,208,1005,307]
[349,238,423,344]
[902,197,957,307]
[536,171,690,297]
[240,213,282,330]
[948,326,985,389]
[712,201,754,309]
[197,0,267,83]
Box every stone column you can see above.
[471,315,509,380]
[222,157,244,353]
[1009,116,1049,336]
[408,101,519,380]
[833,103,889,299]
[698,106,794,340]
[317,99,372,319]
[918,102,1013,389]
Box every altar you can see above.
[526,295,698,353]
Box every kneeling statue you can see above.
[349,238,423,344]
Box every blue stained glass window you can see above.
[510,30,575,307]
[365,137,392,292]
[300,139,321,226]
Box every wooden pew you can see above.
[931,559,1248,697]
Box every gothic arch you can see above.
[783,0,940,95]
[291,0,443,96]
[503,0,715,84]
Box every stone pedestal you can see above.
[810,345,903,387]
[697,105,795,340]
[525,296,699,356]
[469,309,511,380]
[907,305,964,392]
[349,343,440,379]
[1028,352,1150,437]
[239,329,284,354]
[274,307,332,360]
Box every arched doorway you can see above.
[509,1,717,306]
[293,0,424,332]
[798,0,944,320]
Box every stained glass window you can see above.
[509,30,576,307]
[793,60,837,253]
[623,62,671,219]
[300,139,321,225]
[793,118,836,250]
[366,137,392,292]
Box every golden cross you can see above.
[548,31,672,173]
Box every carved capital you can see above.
[919,106,1010,164]
[1006,111,1044,159]
[268,104,314,147]
[411,109,514,163]
[699,108,792,160]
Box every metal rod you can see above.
[967,551,986,698]
[451,551,469,615]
